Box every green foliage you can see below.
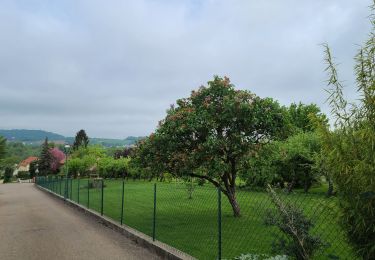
[70,145,106,159]
[243,132,321,193]
[2,142,40,161]
[241,142,280,188]
[288,103,328,134]
[3,167,13,183]
[29,160,38,178]
[321,3,375,258]
[265,186,325,259]
[38,137,52,176]
[0,136,6,159]
[97,156,129,178]
[17,171,29,179]
[72,129,89,150]
[66,144,130,178]
[276,132,321,193]
[0,156,19,172]
[65,154,96,177]
[134,76,288,216]
[65,157,85,177]
[0,137,21,173]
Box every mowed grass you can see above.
[57,179,356,260]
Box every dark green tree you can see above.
[73,129,89,150]
[242,131,321,192]
[277,132,321,193]
[134,76,288,216]
[38,137,52,176]
[288,103,328,133]
[29,160,38,178]
[3,167,13,183]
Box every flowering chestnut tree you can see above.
[136,76,287,216]
[49,148,66,173]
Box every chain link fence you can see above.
[36,177,357,259]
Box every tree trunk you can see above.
[225,188,241,217]
[286,179,295,193]
[326,176,334,197]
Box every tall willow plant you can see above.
[0,136,6,159]
[321,2,375,259]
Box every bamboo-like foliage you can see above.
[0,136,6,159]
[321,2,375,259]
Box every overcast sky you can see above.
[0,0,372,138]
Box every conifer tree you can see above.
[73,129,89,150]
[39,137,52,176]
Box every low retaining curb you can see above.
[35,184,196,260]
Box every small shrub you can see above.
[233,253,289,260]
[185,178,195,199]
[3,167,13,183]
[86,179,106,189]
[17,171,29,180]
[265,185,325,259]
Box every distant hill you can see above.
[0,129,65,142]
[0,129,144,147]
[65,136,144,147]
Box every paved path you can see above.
[0,183,160,260]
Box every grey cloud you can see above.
[0,0,372,138]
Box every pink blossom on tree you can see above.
[49,148,66,172]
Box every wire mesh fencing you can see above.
[35,177,357,260]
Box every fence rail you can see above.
[35,176,357,260]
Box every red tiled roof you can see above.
[19,156,38,167]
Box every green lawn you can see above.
[41,178,357,260]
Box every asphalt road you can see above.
[0,183,160,260]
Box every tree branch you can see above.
[190,173,226,193]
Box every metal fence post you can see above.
[65,177,67,199]
[70,178,73,199]
[67,177,69,198]
[77,178,80,204]
[218,187,222,260]
[59,176,62,195]
[153,183,157,241]
[120,178,125,225]
[101,179,104,216]
[67,177,70,199]
[87,179,90,209]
